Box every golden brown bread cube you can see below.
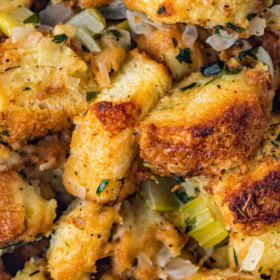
[0,171,56,248]
[137,25,206,81]
[211,114,280,236]
[124,0,265,29]
[46,200,120,280]
[0,0,30,13]
[138,63,274,177]
[63,49,171,204]
[0,28,97,148]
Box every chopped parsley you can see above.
[269,20,276,25]
[226,23,245,33]
[65,242,70,247]
[107,29,121,40]
[176,48,192,64]
[185,217,196,233]
[96,179,110,196]
[258,266,263,273]
[1,130,9,137]
[247,13,257,21]
[271,141,279,149]
[214,25,225,35]
[52,33,68,44]
[180,82,199,92]
[23,13,40,24]
[29,270,40,277]
[237,47,258,62]
[157,6,165,15]
[174,175,185,184]
[233,248,239,267]
[172,37,178,48]
[175,191,194,204]
[86,91,100,102]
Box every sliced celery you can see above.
[140,176,179,212]
[179,196,228,248]
[0,13,20,36]
[117,20,129,31]
[10,7,33,23]
[67,8,106,35]
[75,28,101,52]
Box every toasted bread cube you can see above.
[0,171,57,247]
[211,114,280,236]
[63,49,171,203]
[12,258,49,280]
[0,28,97,148]
[124,0,265,29]
[137,25,206,81]
[47,200,120,280]
[138,63,273,177]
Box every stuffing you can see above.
[52,0,113,8]
[137,24,207,80]
[12,258,49,280]
[138,63,274,177]
[123,0,265,29]
[0,26,98,148]
[63,49,171,204]
[211,113,280,236]
[0,0,30,13]
[105,196,186,280]
[0,171,57,248]
[47,200,120,280]
[0,143,22,172]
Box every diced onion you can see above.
[257,47,274,78]
[40,2,72,27]
[241,239,264,271]
[164,258,199,280]
[206,30,238,52]
[268,4,280,16]
[247,16,266,36]
[182,25,198,48]
[107,26,131,50]
[11,24,34,43]
[76,28,101,52]
[66,76,80,90]
[126,10,153,36]
[155,246,174,267]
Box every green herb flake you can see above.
[160,103,187,110]
[258,266,263,273]
[214,25,225,35]
[269,20,276,25]
[29,270,40,277]
[247,13,257,21]
[80,228,85,230]
[65,242,70,247]
[233,248,239,267]
[24,87,31,91]
[157,6,165,15]
[23,13,40,24]
[276,133,280,142]
[237,47,257,62]
[107,29,121,40]
[271,140,279,149]
[174,175,185,184]
[52,33,68,44]
[172,37,178,48]
[175,191,194,204]
[180,82,199,92]
[176,48,192,64]
[185,217,196,233]
[226,67,242,75]
[96,179,110,196]
[19,169,27,179]
[1,130,9,137]
[86,91,100,102]
[226,23,245,33]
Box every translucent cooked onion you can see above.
[40,2,72,27]
[206,30,238,52]
[155,246,174,267]
[182,25,198,48]
[257,47,274,78]
[66,76,80,90]
[107,26,131,49]
[241,239,264,271]
[164,258,199,280]
[126,10,153,35]
[11,24,34,43]
[247,16,266,36]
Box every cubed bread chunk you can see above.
[137,25,206,80]
[47,200,120,280]
[211,114,280,236]
[0,171,57,247]
[0,28,97,148]
[63,49,171,203]
[138,63,273,177]
[124,0,265,29]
